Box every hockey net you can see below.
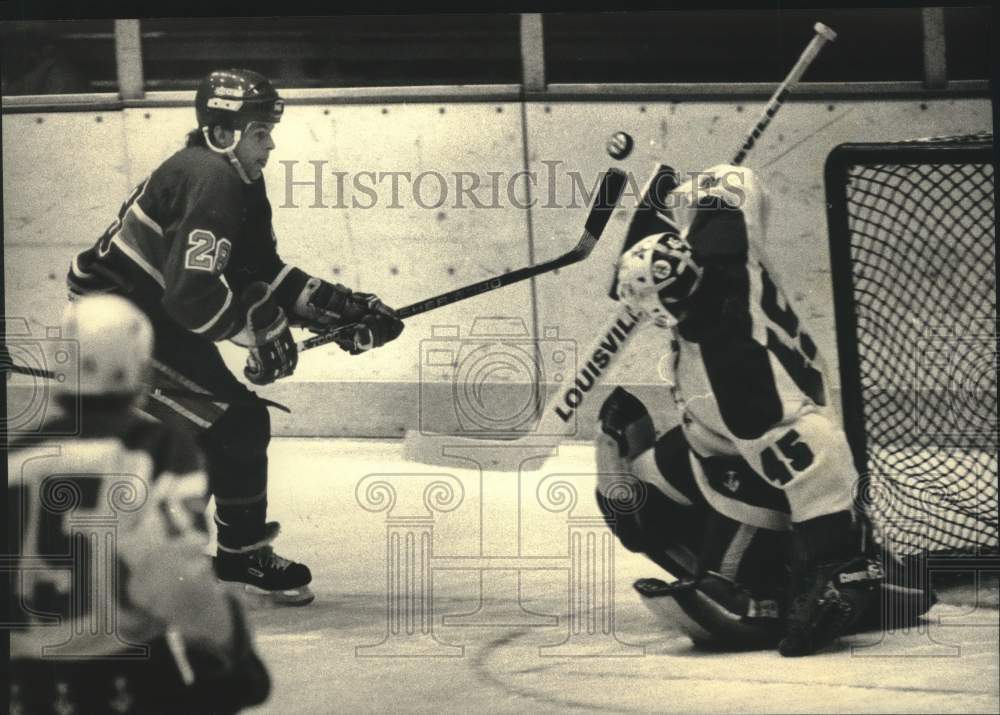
[825,133,998,559]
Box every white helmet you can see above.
[616,232,703,328]
[61,295,154,396]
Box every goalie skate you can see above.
[779,557,882,657]
[634,573,782,650]
[215,521,314,607]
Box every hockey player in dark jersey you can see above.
[598,164,930,656]
[66,68,404,605]
[7,295,270,714]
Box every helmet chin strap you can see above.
[202,126,252,184]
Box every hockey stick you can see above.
[731,22,837,166]
[2,361,58,380]
[536,22,839,435]
[2,355,289,413]
[147,388,291,413]
[295,167,629,353]
[404,22,837,469]
[541,21,839,421]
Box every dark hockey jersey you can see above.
[67,145,309,341]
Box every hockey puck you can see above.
[606,131,634,160]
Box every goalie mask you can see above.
[616,232,703,328]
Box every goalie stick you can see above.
[296,167,629,353]
[539,21,840,435]
[732,22,837,166]
[404,22,838,469]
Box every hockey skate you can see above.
[214,522,314,607]
[778,556,882,657]
[634,572,783,650]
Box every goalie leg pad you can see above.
[697,510,790,601]
[596,424,714,580]
[596,487,700,579]
[634,572,782,649]
[635,506,788,649]
[868,551,937,629]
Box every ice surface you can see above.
[246,438,999,714]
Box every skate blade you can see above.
[225,582,315,608]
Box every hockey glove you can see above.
[240,282,298,385]
[291,277,353,330]
[331,310,405,355]
[292,277,403,332]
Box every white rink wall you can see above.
[2,97,992,436]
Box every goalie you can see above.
[598,164,931,656]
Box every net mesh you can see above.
[833,133,997,557]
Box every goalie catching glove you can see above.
[233,282,298,385]
[293,277,404,355]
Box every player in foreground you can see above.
[597,164,930,656]
[7,295,270,713]
[66,69,404,605]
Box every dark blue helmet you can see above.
[195,68,284,132]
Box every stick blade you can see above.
[583,168,629,239]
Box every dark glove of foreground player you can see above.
[295,277,403,355]
[241,282,298,385]
[294,277,351,330]
[297,278,398,328]
[336,304,403,355]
